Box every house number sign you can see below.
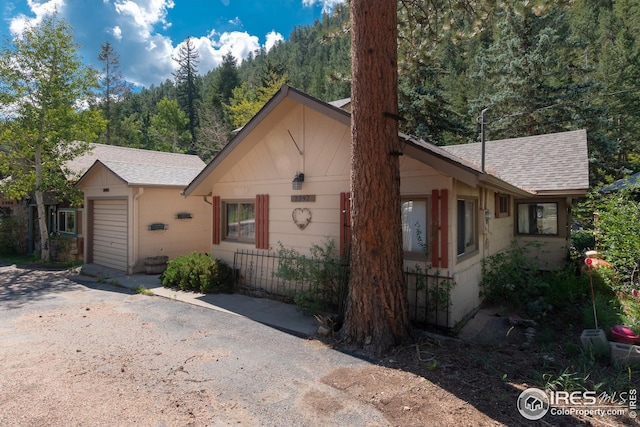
[291,195,316,202]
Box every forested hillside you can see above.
[95,1,640,186]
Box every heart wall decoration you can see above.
[292,208,312,230]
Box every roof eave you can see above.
[478,174,535,197]
[126,183,191,188]
[401,139,480,188]
[530,188,589,197]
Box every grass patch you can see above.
[133,286,154,296]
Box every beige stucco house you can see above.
[73,144,210,274]
[183,85,589,328]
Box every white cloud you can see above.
[264,30,283,52]
[112,25,122,40]
[113,0,174,39]
[4,0,340,88]
[301,0,344,14]
[9,0,65,36]
[166,31,260,80]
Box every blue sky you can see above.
[1,0,345,88]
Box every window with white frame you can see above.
[517,202,558,235]
[401,198,429,256]
[457,198,477,256]
[57,209,77,235]
[224,201,255,242]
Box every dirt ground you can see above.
[0,265,637,426]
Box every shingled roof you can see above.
[185,85,589,198]
[70,143,205,187]
[441,129,589,195]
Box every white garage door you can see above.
[93,199,128,271]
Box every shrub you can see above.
[594,190,640,291]
[569,229,596,262]
[0,214,27,255]
[481,241,539,304]
[275,239,348,314]
[481,241,608,320]
[160,252,234,293]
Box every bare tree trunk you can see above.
[35,145,50,261]
[341,0,411,355]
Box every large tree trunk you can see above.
[35,145,50,261]
[341,0,411,355]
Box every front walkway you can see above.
[76,264,319,337]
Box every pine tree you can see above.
[579,0,640,177]
[212,53,240,108]
[173,37,200,151]
[468,6,594,140]
[341,0,411,356]
[97,40,131,145]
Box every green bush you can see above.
[0,214,27,255]
[481,241,539,304]
[481,241,612,320]
[275,239,348,314]
[594,191,640,291]
[569,229,596,262]
[160,252,234,293]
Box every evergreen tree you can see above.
[574,0,640,178]
[213,53,240,107]
[97,40,132,145]
[468,6,595,140]
[173,37,200,150]
[342,0,411,356]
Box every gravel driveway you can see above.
[0,265,388,427]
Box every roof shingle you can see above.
[441,130,589,193]
[68,143,205,186]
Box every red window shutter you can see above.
[255,194,269,249]
[212,196,220,245]
[440,189,449,268]
[494,193,501,219]
[340,192,351,257]
[431,189,440,268]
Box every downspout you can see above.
[480,108,490,266]
[128,188,144,272]
[481,108,489,173]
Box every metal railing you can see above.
[233,248,453,329]
[405,269,453,329]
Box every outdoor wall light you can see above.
[176,212,193,220]
[292,172,305,190]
